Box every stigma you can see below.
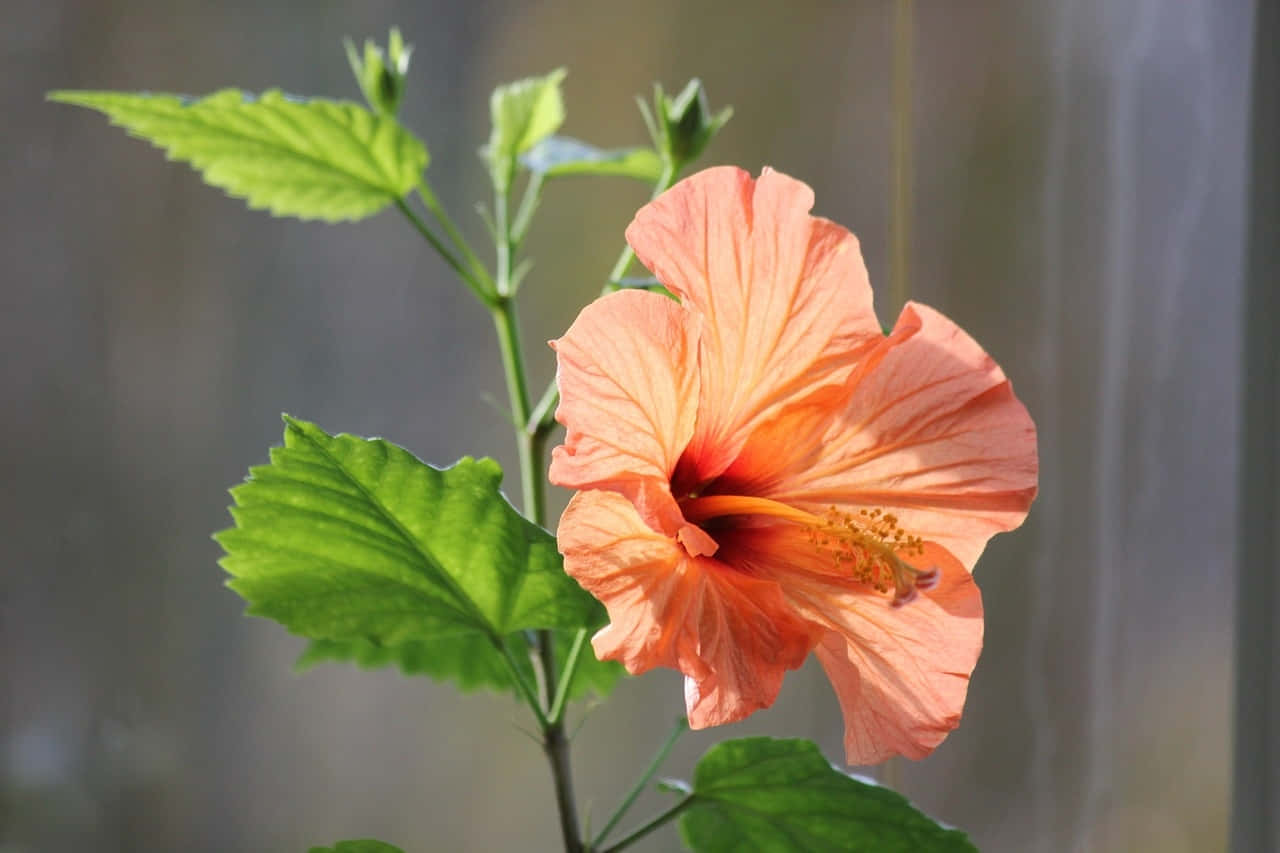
[806,507,937,607]
[678,495,937,606]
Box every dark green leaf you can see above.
[308,841,404,853]
[677,738,977,852]
[297,632,517,692]
[297,628,623,701]
[50,89,427,222]
[216,417,604,693]
[520,136,663,182]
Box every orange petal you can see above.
[557,489,819,727]
[769,301,1038,570]
[549,289,701,530]
[626,166,883,485]
[804,544,983,764]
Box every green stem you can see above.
[512,171,546,250]
[495,188,514,298]
[395,198,491,303]
[417,180,493,293]
[547,627,589,725]
[592,717,688,847]
[597,797,696,853]
[496,636,549,730]
[489,173,582,853]
[528,378,560,439]
[530,161,680,437]
[490,302,544,523]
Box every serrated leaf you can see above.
[484,68,567,190]
[216,417,603,687]
[309,841,404,853]
[298,626,624,701]
[520,136,663,182]
[677,738,977,853]
[297,632,516,692]
[50,89,428,222]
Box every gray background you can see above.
[2,1,1257,850]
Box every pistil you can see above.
[678,495,937,606]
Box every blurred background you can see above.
[2,0,1264,850]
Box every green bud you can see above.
[344,28,412,117]
[653,79,732,168]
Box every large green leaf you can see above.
[50,89,427,222]
[309,841,403,853]
[296,627,624,701]
[520,136,663,183]
[674,738,977,852]
[216,417,604,691]
[484,68,567,190]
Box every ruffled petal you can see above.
[626,166,883,485]
[805,544,983,764]
[549,289,701,529]
[768,301,1038,570]
[557,489,819,727]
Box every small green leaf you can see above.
[216,417,605,693]
[484,68,567,191]
[520,136,663,182]
[50,89,428,222]
[677,738,976,852]
[308,841,404,853]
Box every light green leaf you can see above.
[520,136,663,182]
[308,841,404,853]
[216,417,604,688]
[676,738,977,852]
[484,68,567,190]
[50,89,428,222]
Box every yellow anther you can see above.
[809,506,934,605]
[677,495,936,605]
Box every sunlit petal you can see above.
[626,166,882,484]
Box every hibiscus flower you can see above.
[549,166,1037,764]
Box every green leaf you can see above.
[484,68,567,191]
[296,633,517,692]
[296,628,624,701]
[216,417,605,694]
[50,89,428,222]
[308,841,404,853]
[676,738,977,852]
[520,136,663,182]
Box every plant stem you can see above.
[395,198,492,303]
[495,635,549,730]
[592,717,688,848]
[597,797,696,853]
[529,161,680,437]
[890,0,914,315]
[489,174,583,853]
[547,627,589,725]
[512,171,546,250]
[417,180,492,292]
